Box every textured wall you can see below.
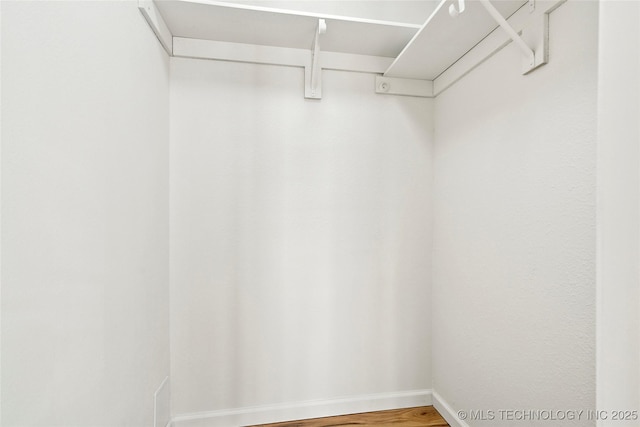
[432,1,597,425]
[1,2,170,425]
[596,1,640,424]
[170,58,433,417]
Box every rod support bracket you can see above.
[375,76,434,98]
[305,19,326,99]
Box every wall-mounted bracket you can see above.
[519,12,549,74]
[305,19,326,99]
[375,76,433,98]
[434,0,563,94]
[476,0,550,74]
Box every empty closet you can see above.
[1,1,638,426]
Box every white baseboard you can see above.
[432,391,470,427]
[171,389,432,427]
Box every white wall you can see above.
[1,2,170,426]
[596,1,640,424]
[170,59,433,422]
[0,0,4,421]
[432,1,597,425]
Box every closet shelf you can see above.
[154,0,422,58]
[142,0,565,98]
[385,0,526,80]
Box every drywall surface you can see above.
[1,2,170,426]
[432,1,597,425]
[596,1,640,425]
[170,59,433,420]
[0,0,3,422]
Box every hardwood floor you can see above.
[248,406,450,427]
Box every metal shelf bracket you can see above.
[450,0,549,75]
[478,0,547,74]
[305,19,326,99]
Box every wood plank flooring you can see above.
[248,406,450,427]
